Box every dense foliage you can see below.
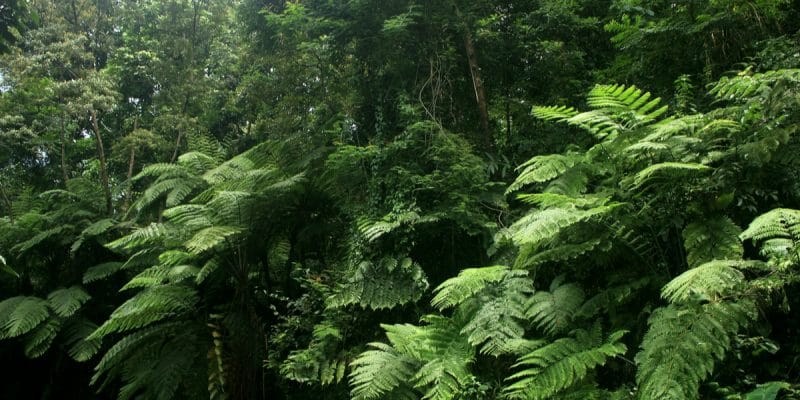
[2,1,800,399]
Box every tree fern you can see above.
[526,275,585,336]
[740,208,800,262]
[328,257,428,310]
[503,324,627,400]
[632,162,711,189]
[509,204,620,248]
[683,216,743,268]
[64,318,103,362]
[0,296,49,339]
[661,260,748,303]
[184,225,243,254]
[47,286,91,317]
[23,316,61,358]
[89,285,199,339]
[636,300,756,400]
[507,153,585,194]
[350,341,418,400]
[430,265,515,310]
[83,261,125,284]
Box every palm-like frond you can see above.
[89,285,199,339]
[526,276,585,336]
[503,325,627,400]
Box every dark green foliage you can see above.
[3,1,800,399]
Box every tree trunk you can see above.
[123,147,135,213]
[0,184,13,223]
[90,110,113,215]
[60,113,69,186]
[453,2,492,150]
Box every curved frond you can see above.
[526,276,585,336]
[47,286,91,317]
[503,326,627,400]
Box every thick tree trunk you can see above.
[90,110,113,215]
[453,2,492,150]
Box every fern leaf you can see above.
[92,321,188,386]
[83,261,125,284]
[64,318,103,362]
[23,316,61,358]
[89,286,199,339]
[507,153,584,194]
[661,260,750,303]
[636,301,756,399]
[411,316,475,400]
[526,276,585,336]
[184,226,242,254]
[328,257,428,310]
[633,162,710,188]
[740,208,800,261]
[503,326,627,400]
[683,216,743,267]
[510,204,620,248]
[47,286,91,317]
[0,296,50,338]
[107,223,172,252]
[431,265,512,310]
[350,342,418,400]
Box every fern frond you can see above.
[587,84,668,124]
[107,223,173,252]
[350,342,418,400]
[89,286,199,339]
[518,238,603,268]
[710,69,800,100]
[431,265,513,310]
[163,204,212,228]
[0,296,50,338]
[71,218,116,254]
[462,296,527,356]
[23,316,61,358]
[526,276,585,336]
[184,226,242,254]
[328,257,428,310]
[411,315,475,400]
[636,300,756,400]
[177,151,219,173]
[92,321,189,386]
[683,216,743,267]
[196,257,221,284]
[740,208,800,261]
[64,318,102,362]
[83,261,125,284]
[578,277,651,318]
[510,204,620,248]
[632,162,710,188]
[47,286,91,317]
[531,105,579,122]
[507,153,585,194]
[503,325,627,400]
[662,260,749,303]
[122,264,199,290]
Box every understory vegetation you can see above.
[2,1,800,399]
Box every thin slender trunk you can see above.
[453,2,492,150]
[90,110,112,215]
[60,113,69,186]
[0,184,13,223]
[124,117,139,212]
[123,147,135,213]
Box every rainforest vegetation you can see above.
[2,0,800,399]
